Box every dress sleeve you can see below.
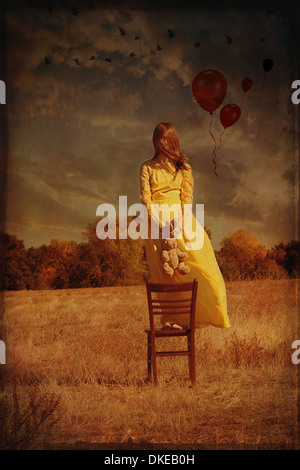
[180,164,194,240]
[181,164,194,206]
[140,162,164,230]
[140,163,152,215]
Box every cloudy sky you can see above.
[4,1,298,249]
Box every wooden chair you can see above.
[145,279,198,385]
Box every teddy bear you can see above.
[161,238,191,277]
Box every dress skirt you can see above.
[144,201,230,329]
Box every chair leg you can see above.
[151,333,157,385]
[187,335,192,380]
[190,332,196,385]
[147,332,152,380]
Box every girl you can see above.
[140,122,230,329]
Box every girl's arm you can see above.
[180,164,194,238]
[181,164,194,207]
[140,163,152,215]
[140,163,165,233]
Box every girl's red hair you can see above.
[152,123,189,170]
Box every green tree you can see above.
[83,217,149,287]
[0,232,31,290]
[216,230,267,281]
[269,240,300,277]
[46,239,79,289]
[26,239,80,289]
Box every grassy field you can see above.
[0,279,299,449]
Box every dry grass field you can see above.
[0,279,299,449]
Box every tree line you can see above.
[0,222,298,291]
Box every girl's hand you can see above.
[169,219,175,238]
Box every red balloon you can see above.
[242,77,252,92]
[192,70,227,113]
[220,104,241,128]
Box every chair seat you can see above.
[144,327,191,336]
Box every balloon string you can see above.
[217,128,226,153]
[212,154,218,177]
[208,112,216,152]
[212,128,226,178]
[261,72,266,91]
[208,112,218,177]
[211,128,227,177]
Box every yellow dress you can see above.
[140,156,230,329]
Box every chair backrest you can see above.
[146,279,198,331]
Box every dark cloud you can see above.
[5,4,297,248]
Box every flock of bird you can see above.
[43,21,190,67]
[43,5,267,67]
